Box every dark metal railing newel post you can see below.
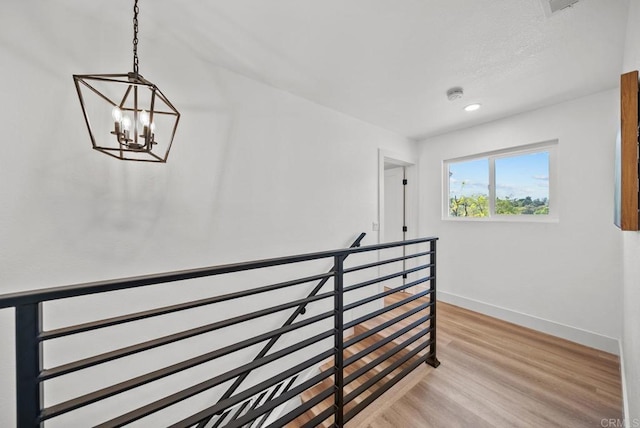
[334,254,345,427]
[15,303,43,427]
[426,239,440,368]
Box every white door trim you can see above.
[378,149,419,293]
[378,149,417,245]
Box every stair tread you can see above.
[285,290,435,428]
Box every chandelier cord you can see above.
[133,0,139,75]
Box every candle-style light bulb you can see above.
[122,116,132,142]
[149,122,156,144]
[112,106,123,123]
[139,110,150,126]
[111,106,123,137]
[140,110,151,146]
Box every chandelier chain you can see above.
[133,0,139,74]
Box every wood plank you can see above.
[621,70,639,231]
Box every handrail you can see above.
[196,232,367,428]
[0,235,427,309]
[0,234,439,427]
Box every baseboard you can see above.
[438,291,619,355]
[619,340,631,428]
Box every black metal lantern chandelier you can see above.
[73,0,180,162]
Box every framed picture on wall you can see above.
[615,70,639,231]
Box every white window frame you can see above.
[442,140,558,222]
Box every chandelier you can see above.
[73,0,180,162]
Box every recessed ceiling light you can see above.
[464,103,482,112]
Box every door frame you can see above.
[378,149,419,293]
[378,149,417,245]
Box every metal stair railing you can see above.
[197,233,367,428]
[0,234,439,427]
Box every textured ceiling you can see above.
[67,0,630,140]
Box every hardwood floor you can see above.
[353,298,623,428]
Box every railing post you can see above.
[334,254,345,427]
[15,303,43,427]
[426,239,440,368]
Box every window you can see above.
[448,158,490,217]
[444,141,557,221]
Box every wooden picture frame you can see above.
[616,70,640,231]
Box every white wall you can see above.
[417,90,622,353]
[621,0,640,423]
[0,2,415,426]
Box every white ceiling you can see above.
[74,0,630,140]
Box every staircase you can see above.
[287,288,433,428]
[0,235,438,428]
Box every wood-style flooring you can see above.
[352,297,623,428]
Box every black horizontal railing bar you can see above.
[281,373,299,395]
[95,347,334,428]
[344,327,431,388]
[260,378,331,427]
[252,398,273,428]
[342,264,431,294]
[343,337,432,406]
[250,381,283,427]
[211,410,230,428]
[344,315,431,369]
[265,384,334,428]
[210,408,229,428]
[304,408,335,428]
[343,250,433,274]
[40,291,334,382]
[197,233,365,428]
[300,406,335,428]
[344,289,431,330]
[224,387,314,428]
[255,375,298,428]
[229,399,251,424]
[166,359,336,428]
[215,376,280,428]
[0,236,437,309]
[221,375,335,428]
[251,379,334,428]
[343,276,432,312]
[344,301,431,349]
[344,349,430,424]
[40,271,333,341]
[235,392,264,424]
[267,392,334,428]
[41,311,333,421]
[312,365,339,386]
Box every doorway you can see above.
[378,150,417,294]
[384,165,406,244]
